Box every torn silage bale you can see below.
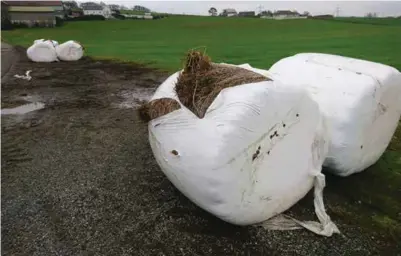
[139,51,339,237]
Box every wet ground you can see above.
[2,45,401,255]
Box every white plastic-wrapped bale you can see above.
[27,40,58,63]
[145,65,339,237]
[56,40,84,61]
[268,53,401,176]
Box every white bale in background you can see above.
[56,40,84,61]
[27,40,58,62]
[268,53,401,176]
[148,66,339,236]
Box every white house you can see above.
[266,10,307,20]
[81,2,111,18]
[221,8,237,17]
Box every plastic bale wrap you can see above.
[56,40,84,61]
[27,40,58,63]
[33,39,59,46]
[268,53,401,176]
[144,62,339,236]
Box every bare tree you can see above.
[208,7,218,16]
[63,1,78,9]
[303,11,310,17]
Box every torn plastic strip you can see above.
[255,173,340,237]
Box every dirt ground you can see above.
[2,45,401,256]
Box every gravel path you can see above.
[1,42,18,79]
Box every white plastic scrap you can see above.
[268,53,401,176]
[1,102,45,115]
[148,66,339,236]
[14,70,32,81]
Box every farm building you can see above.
[238,11,255,17]
[2,1,64,27]
[81,2,111,18]
[1,1,9,20]
[261,10,307,20]
[1,1,11,29]
[133,5,151,13]
[273,10,306,19]
[221,8,237,17]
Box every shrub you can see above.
[56,16,64,27]
[112,13,125,20]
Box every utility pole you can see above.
[257,5,264,15]
[335,6,340,17]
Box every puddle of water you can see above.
[116,88,154,108]
[1,102,45,115]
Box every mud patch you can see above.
[115,88,155,109]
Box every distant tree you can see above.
[120,5,128,10]
[365,12,377,18]
[99,1,106,7]
[303,11,310,17]
[208,7,218,16]
[258,10,272,17]
[108,4,120,10]
[63,1,78,9]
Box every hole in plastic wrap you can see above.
[252,149,260,161]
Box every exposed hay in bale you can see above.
[138,50,271,123]
[176,50,271,118]
[138,98,181,122]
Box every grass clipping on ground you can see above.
[138,50,270,122]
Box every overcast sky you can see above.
[89,1,401,17]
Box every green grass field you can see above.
[2,16,401,71]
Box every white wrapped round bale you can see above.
[146,67,339,236]
[26,40,58,63]
[55,40,84,61]
[269,53,401,176]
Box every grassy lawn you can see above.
[2,16,401,240]
[2,16,401,71]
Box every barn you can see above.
[3,1,64,27]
